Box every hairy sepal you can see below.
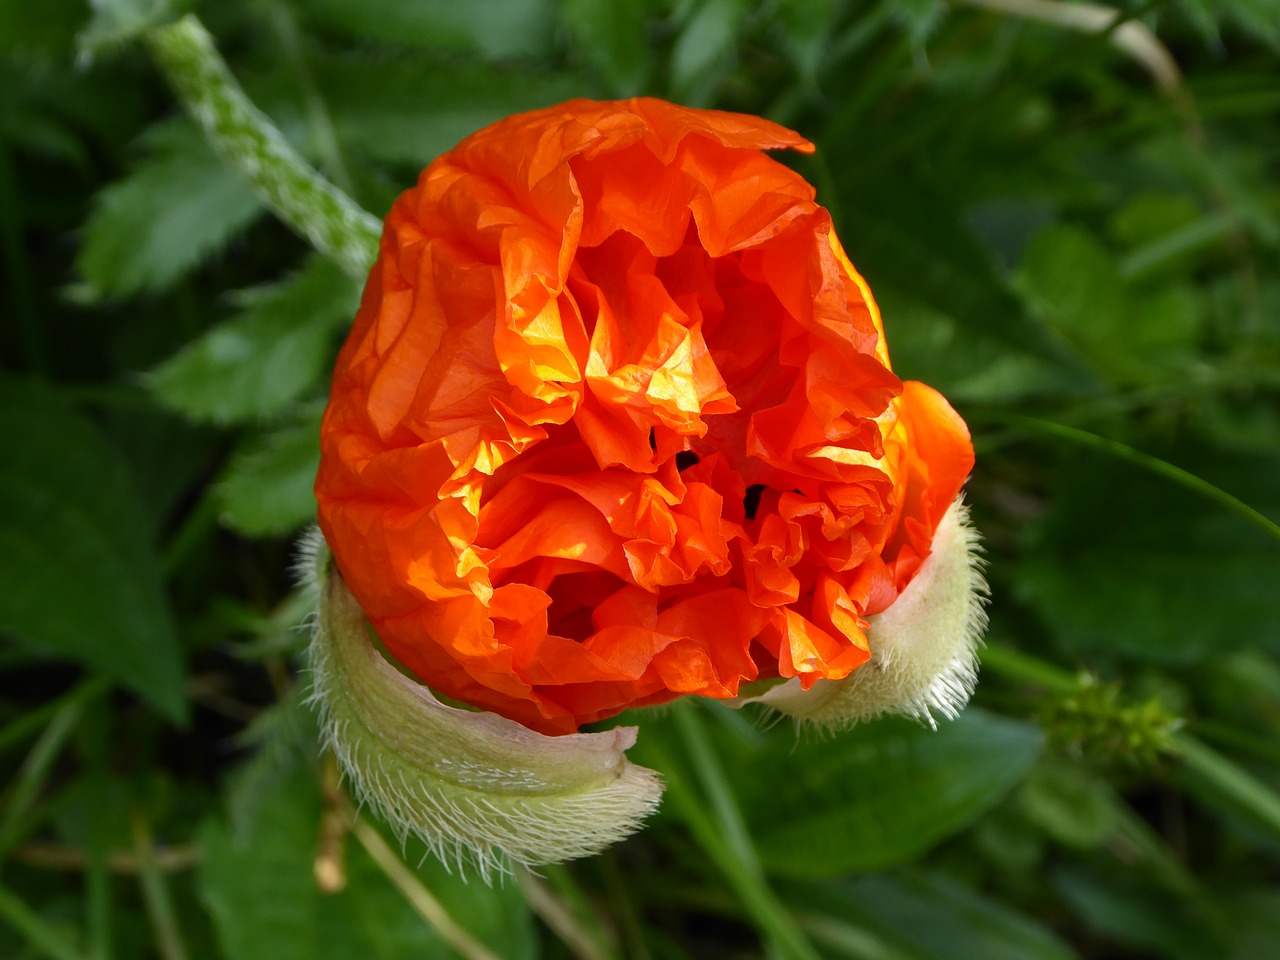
[299,531,663,880]
[744,496,987,728]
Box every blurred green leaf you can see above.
[320,57,589,170]
[737,710,1042,877]
[1017,224,1203,383]
[792,870,1079,960]
[1052,865,1225,959]
[216,409,321,536]
[1019,449,1280,664]
[1177,0,1280,50]
[77,121,262,300]
[0,0,83,57]
[199,762,537,960]
[773,0,838,82]
[835,165,1069,367]
[1224,889,1280,959]
[1017,760,1117,850]
[0,379,186,721]
[878,287,1088,403]
[151,257,357,424]
[304,0,555,60]
[561,0,651,94]
[669,0,746,104]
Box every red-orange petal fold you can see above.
[315,98,974,735]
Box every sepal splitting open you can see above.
[298,529,663,881]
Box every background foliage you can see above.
[2,0,1279,957]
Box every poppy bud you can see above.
[310,98,983,868]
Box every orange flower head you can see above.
[315,98,974,736]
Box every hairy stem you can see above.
[146,15,380,278]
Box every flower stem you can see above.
[975,412,1280,546]
[145,15,380,279]
[1170,732,1280,843]
[665,701,822,960]
[350,816,501,960]
[0,883,88,960]
[130,809,189,960]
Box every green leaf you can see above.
[77,121,262,300]
[321,57,590,169]
[834,165,1069,368]
[790,870,1079,960]
[1018,224,1204,383]
[1018,449,1280,664]
[737,709,1042,877]
[150,257,358,424]
[0,0,83,57]
[199,761,537,960]
[1017,760,1117,850]
[304,0,556,61]
[560,0,651,94]
[669,0,746,104]
[1224,889,1280,959]
[0,379,186,721]
[877,287,1089,404]
[1052,865,1225,959]
[216,410,322,537]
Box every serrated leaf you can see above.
[150,257,358,424]
[321,57,590,169]
[304,0,555,61]
[0,379,186,721]
[199,761,537,960]
[217,411,321,536]
[561,0,651,95]
[737,709,1042,877]
[78,121,263,300]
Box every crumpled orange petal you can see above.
[315,98,975,736]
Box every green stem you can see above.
[0,697,85,860]
[664,702,822,960]
[975,413,1280,546]
[982,645,1280,846]
[261,0,353,195]
[350,817,501,960]
[130,809,189,960]
[1118,209,1237,280]
[1170,732,1280,843]
[145,15,380,279]
[84,700,113,960]
[978,644,1078,696]
[0,677,110,757]
[0,883,88,960]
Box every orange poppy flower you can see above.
[315,98,974,737]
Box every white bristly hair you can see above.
[744,495,989,729]
[297,528,663,883]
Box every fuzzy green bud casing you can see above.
[301,532,663,879]
[741,497,987,727]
